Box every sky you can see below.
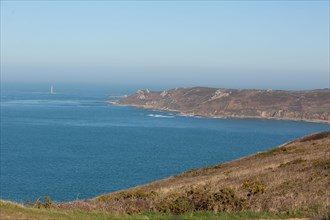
[1,1,329,90]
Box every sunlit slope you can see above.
[113,87,330,122]
[59,132,330,215]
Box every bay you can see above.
[0,84,328,202]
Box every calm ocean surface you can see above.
[1,84,329,202]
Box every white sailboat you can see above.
[50,85,55,94]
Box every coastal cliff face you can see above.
[112,87,330,122]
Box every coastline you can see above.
[109,102,330,124]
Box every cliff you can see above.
[112,87,330,122]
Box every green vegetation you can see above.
[1,200,127,220]
[26,196,53,209]
[1,200,326,220]
[256,147,288,157]
[94,185,247,214]
[156,185,245,214]
[242,179,266,196]
[313,158,330,169]
[299,132,330,142]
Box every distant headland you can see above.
[111,87,330,123]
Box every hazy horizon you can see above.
[1,1,329,90]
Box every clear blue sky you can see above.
[1,1,329,89]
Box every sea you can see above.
[1,83,329,203]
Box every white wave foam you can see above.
[178,114,204,118]
[147,114,175,118]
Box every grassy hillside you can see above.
[1,132,329,219]
[0,200,318,220]
[57,131,330,218]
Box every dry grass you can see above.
[55,131,330,217]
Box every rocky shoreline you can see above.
[110,102,330,123]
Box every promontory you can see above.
[111,87,330,123]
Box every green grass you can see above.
[0,200,317,220]
[1,200,122,220]
[256,147,289,158]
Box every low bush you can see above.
[26,196,53,209]
[156,193,193,214]
[242,179,266,196]
[257,147,288,157]
[313,159,330,169]
[156,184,245,214]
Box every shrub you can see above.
[186,185,214,211]
[313,159,330,169]
[156,185,246,214]
[242,179,266,196]
[299,132,329,142]
[257,147,288,157]
[186,185,245,212]
[31,196,53,209]
[156,193,193,214]
[213,188,246,212]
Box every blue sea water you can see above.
[0,84,329,203]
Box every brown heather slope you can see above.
[58,132,330,215]
[112,87,330,122]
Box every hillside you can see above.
[111,87,330,122]
[0,200,312,220]
[57,131,330,218]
